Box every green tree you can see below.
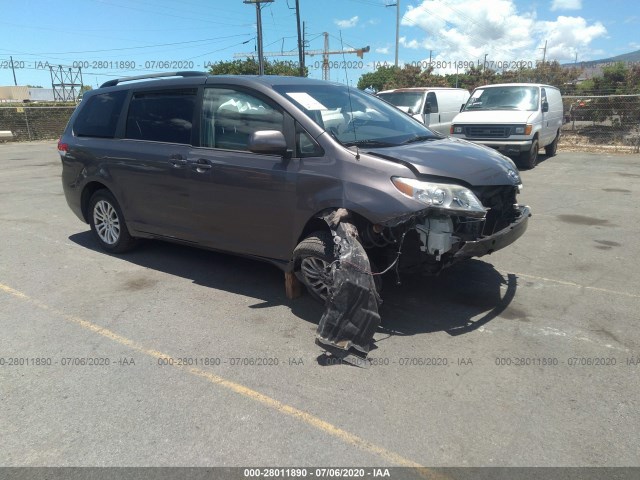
[357,65,400,91]
[444,65,494,91]
[357,64,448,91]
[208,58,307,77]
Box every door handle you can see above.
[192,158,212,172]
[169,153,187,168]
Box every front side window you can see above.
[464,86,540,112]
[377,91,424,113]
[74,90,127,138]
[125,89,196,144]
[425,92,439,113]
[200,87,284,151]
[274,84,438,148]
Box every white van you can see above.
[450,83,563,169]
[377,87,470,135]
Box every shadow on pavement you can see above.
[69,231,516,339]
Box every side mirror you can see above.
[542,101,549,113]
[423,104,431,114]
[248,130,289,155]
[460,103,465,112]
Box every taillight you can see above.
[57,139,68,156]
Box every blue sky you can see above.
[0,0,637,88]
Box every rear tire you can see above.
[545,131,559,157]
[517,138,539,170]
[88,190,137,253]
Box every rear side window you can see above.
[126,89,196,144]
[74,90,127,138]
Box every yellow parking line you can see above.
[513,272,640,299]
[0,282,449,478]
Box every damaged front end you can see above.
[311,182,530,360]
[359,180,531,276]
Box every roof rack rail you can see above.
[100,71,208,88]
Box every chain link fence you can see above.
[1,100,639,152]
[561,95,640,152]
[0,106,75,142]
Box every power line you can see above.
[0,34,252,57]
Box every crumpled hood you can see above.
[364,136,520,186]
[453,110,535,124]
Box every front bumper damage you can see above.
[313,205,531,361]
[316,209,381,359]
[454,205,531,260]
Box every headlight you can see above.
[391,177,487,217]
[514,125,532,135]
[450,125,463,134]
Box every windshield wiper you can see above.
[343,139,396,148]
[401,135,436,145]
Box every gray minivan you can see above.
[59,72,529,301]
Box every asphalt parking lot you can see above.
[1,141,639,468]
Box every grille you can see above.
[464,125,511,138]
[471,185,518,236]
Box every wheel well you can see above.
[81,181,109,222]
[296,209,373,245]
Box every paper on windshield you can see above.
[286,92,327,111]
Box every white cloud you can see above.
[375,47,390,54]
[550,0,582,11]
[399,36,423,50]
[399,0,606,71]
[536,16,606,60]
[334,16,359,28]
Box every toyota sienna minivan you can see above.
[59,72,530,301]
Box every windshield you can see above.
[274,84,438,148]
[463,86,540,112]
[377,91,424,112]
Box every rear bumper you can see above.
[454,205,531,259]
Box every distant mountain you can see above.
[591,50,640,64]
[562,50,640,79]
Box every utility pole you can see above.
[541,39,547,64]
[323,32,330,81]
[10,56,17,86]
[303,21,306,59]
[483,53,488,69]
[243,0,273,75]
[294,0,304,76]
[386,1,400,67]
[234,35,369,81]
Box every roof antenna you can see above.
[339,31,359,160]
